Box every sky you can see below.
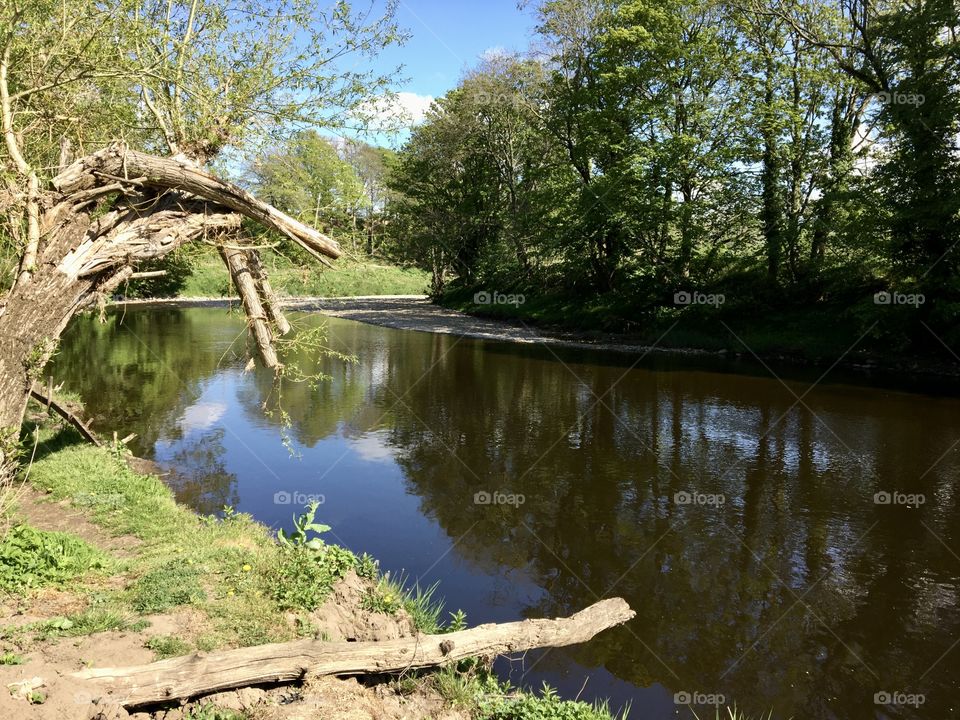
[353,0,539,146]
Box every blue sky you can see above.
[355,0,539,145]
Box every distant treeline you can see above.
[382,0,960,354]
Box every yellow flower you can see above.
[227,589,235,596]
[242,564,252,572]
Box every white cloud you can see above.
[348,431,397,464]
[180,401,227,433]
[480,46,508,62]
[359,91,435,130]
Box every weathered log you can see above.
[29,384,101,446]
[219,245,280,369]
[72,597,634,707]
[247,250,291,336]
[52,144,341,262]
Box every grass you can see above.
[420,661,630,720]
[362,574,467,634]
[145,634,193,659]
[174,248,428,298]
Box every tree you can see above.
[0,0,404,480]
[252,130,370,242]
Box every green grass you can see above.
[0,652,24,665]
[145,634,193,659]
[424,662,629,720]
[133,558,207,612]
[175,249,428,298]
[362,572,466,634]
[0,523,110,592]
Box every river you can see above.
[52,306,960,719]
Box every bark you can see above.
[219,245,280,369]
[71,597,634,707]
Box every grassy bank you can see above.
[138,247,429,299]
[0,415,631,719]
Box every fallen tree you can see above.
[71,597,635,708]
[0,143,341,480]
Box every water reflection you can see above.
[53,307,960,719]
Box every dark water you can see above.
[52,307,960,719]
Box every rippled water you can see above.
[53,307,960,719]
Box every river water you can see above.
[52,306,960,719]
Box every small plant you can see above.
[270,543,356,611]
[355,552,379,579]
[270,505,359,611]
[183,703,246,720]
[0,524,108,592]
[447,609,468,632]
[145,635,192,659]
[0,652,24,665]
[277,502,330,550]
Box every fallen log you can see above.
[72,597,634,707]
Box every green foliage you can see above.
[170,248,428,299]
[0,525,108,592]
[426,664,628,720]
[133,559,207,612]
[183,704,247,720]
[276,501,331,550]
[479,682,623,720]
[387,0,960,358]
[252,130,370,246]
[0,652,24,665]
[269,544,356,611]
[271,503,357,610]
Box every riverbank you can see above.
[0,410,629,719]
[115,295,960,388]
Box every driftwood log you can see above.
[72,597,634,708]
